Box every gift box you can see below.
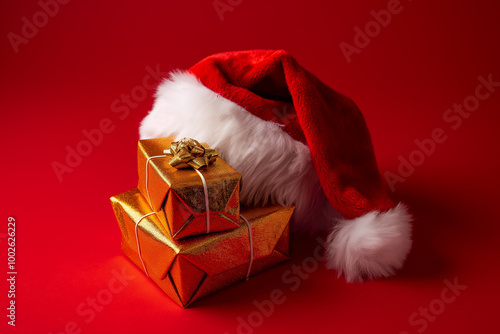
[110,188,293,308]
[137,137,242,240]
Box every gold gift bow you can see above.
[163,138,219,170]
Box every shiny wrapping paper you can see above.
[111,188,293,308]
[137,137,242,240]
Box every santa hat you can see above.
[139,50,413,282]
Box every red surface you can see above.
[1,0,499,333]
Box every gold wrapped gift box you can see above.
[111,188,294,308]
[137,137,242,240]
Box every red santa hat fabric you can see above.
[189,50,394,220]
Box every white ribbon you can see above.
[194,169,211,233]
[240,214,254,280]
[134,212,156,277]
[145,155,167,211]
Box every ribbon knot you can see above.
[164,138,218,170]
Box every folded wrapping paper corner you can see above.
[110,188,294,308]
[137,137,242,240]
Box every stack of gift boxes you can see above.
[110,137,294,307]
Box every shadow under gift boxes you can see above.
[110,188,294,308]
[137,137,242,240]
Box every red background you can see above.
[1,0,500,333]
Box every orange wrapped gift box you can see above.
[137,137,242,240]
[110,188,294,308]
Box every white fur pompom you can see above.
[325,203,413,282]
